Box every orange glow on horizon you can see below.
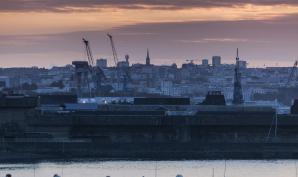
[1,4,298,35]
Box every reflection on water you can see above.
[0,160,297,177]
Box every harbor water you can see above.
[0,160,298,177]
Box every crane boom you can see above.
[107,33,119,67]
[82,38,94,66]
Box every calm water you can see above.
[0,160,297,177]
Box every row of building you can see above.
[0,52,296,106]
[96,54,247,69]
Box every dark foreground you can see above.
[2,102,298,162]
[2,142,298,163]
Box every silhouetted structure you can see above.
[233,48,244,104]
[72,61,90,98]
[291,99,298,114]
[38,94,77,105]
[201,91,226,105]
[134,97,190,105]
[146,49,151,65]
[212,56,221,66]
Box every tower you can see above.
[232,48,244,105]
[146,48,150,65]
[212,56,221,67]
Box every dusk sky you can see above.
[1,0,298,68]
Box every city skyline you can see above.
[1,0,298,67]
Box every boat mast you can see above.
[224,161,227,177]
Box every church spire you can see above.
[146,48,150,65]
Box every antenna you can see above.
[236,48,239,59]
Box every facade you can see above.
[0,76,10,88]
[161,80,173,95]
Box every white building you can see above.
[161,81,173,96]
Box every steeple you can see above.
[232,48,244,105]
[146,48,150,65]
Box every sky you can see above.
[1,0,298,68]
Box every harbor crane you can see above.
[82,38,106,95]
[287,60,298,86]
[107,33,121,90]
[107,33,130,92]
